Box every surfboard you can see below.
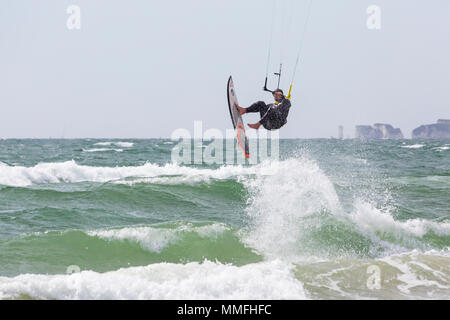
[227,76,250,159]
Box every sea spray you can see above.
[241,158,343,262]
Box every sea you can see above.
[0,139,448,300]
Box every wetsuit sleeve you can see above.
[278,99,291,121]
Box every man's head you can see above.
[273,89,284,103]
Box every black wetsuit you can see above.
[246,98,291,130]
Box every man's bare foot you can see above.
[235,104,246,115]
[248,122,262,130]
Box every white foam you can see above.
[115,142,134,148]
[93,142,113,146]
[87,223,230,253]
[433,145,450,152]
[94,142,134,148]
[0,160,262,187]
[381,251,450,295]
[83,148,124,153]
[293,249,450,299]
[401,144,425,149]
[0,260,307,300]
[349,200,450,240]
[0,158,311,187]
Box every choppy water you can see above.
[0,139,449,300]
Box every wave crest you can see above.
[0,260,306,300]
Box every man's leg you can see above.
[236,101,268,115]
[246,101,267,114]
[248,122,262,129]
[235,105,247,115]
[235,101,270,130]
[248,102,271,130]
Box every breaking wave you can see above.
[0,161,255,187]
[0,260,306,300]
[1,154,449,299]
[86,223,231,253]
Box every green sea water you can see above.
[0,139,448,299]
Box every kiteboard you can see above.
[227,76,250,159]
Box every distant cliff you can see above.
[437,119,450,125]
[412,119,450,139]
[355,123,404,140]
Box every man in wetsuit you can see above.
[235,89,291,130]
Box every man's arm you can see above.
[275,99,291,120]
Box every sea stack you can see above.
[412,119,450,139]
[355,123,404,140]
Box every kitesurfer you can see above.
[235,89,291,130]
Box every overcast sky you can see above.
[1,0,449,138]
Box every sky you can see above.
[0,0,449,139]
